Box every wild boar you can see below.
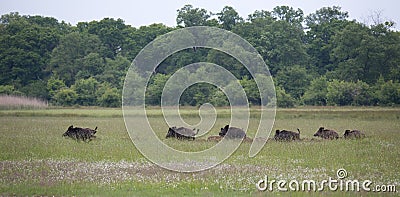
[274,129,300,141]
[219,125,246,139]
[343,129,365,139]
[166,126,198,140]
[313,127,339,140]
[63,125,97,142]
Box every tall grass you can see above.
[0,95,48,109]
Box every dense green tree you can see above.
[176,5,211,27]
[122,67,146,106]
[76,52,104,80]
[48,32,103,86]
[330,21,400,83]
[157,48,208,74]
[222,79,249,106]
[206,49,248,78]
[305,6,350,75]
[264,20,309,74]
[1,7,400,107]
[98,55,130,88]
[329,22,373,82]
[305,6,348,27]
[247,10,273,21]
[78,18,129,59]
[0,13,66,90]
[19,80,48,99]
[181,83,217,106]
[217,6,243,30]
[240,77,260,105]
[352,81,373,106]
[233,10,274,63]
[145,73,169,106]
[276,65,311,99]
[272,6,304,27]
[233,7,309,75]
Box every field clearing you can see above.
[0,107,399,196]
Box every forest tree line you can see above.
[1,5,400,107]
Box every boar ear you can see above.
[94,126,97,130]
[68,125,73,129]
[224,125,229,131]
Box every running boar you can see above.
[166,126,198,140]
[343,129,365,139]
[219,125,246,139]
[274,129,301,141]
[63,125,97,142]
[313,127,339,139]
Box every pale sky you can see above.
[1,0,399,29]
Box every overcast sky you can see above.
[1,0,399,28]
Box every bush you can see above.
[72,77,100,106]
[0,85,16,95]
[302,76,328,105]
[47,77,66,104]
[98,87,121,107]
[210,89,229,107]
[276,86,295,108]
[374,79,400,106]
[53,88,78,106]
[352,80,372,105]
[326,79,372,106]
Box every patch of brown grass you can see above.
[0,95,48,109]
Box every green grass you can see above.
[0,107,399,196]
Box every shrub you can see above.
[374,79,400,106]
[98,87,121,107]
[72,77,100,106]
[302,76,328,105]
[276,86,295,108]
[0,85,15,95]
[210,89,229,107]
[53,88,78,106]
[326,79,372,106]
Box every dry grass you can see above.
[0,95,48,109]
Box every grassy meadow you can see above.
[0,107,399,196]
